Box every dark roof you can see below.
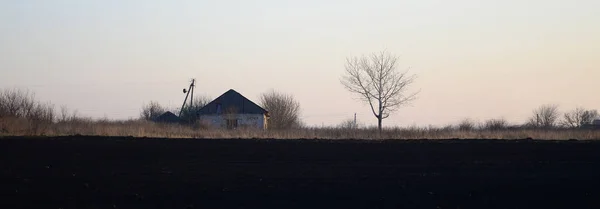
[197,89,267,115]
[154,111,181,123]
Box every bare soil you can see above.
[1,136,599,209]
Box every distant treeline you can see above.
[1,88,599,139]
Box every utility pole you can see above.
[179,79,196,118]
[190,78,195,111]
[354,113,357,129]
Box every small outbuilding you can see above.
[154,111,181,124]
[197,89,269,129]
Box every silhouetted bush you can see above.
[481,118,509,131]
[260,90,302,130]
[140,101,165,121]
[457,118,476,131]
[338,118,361,129]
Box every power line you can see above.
[302,112,369,118]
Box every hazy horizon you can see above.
[1,0,599,127]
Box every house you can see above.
[154,111,181,124]
[196,89,269,129]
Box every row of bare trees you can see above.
[450,105,597,131]
[0,89,55,134]
[562,108,599,128]
[0,89,55,121]
[527,104,598,129]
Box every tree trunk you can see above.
[377,116,382,134]
[378,99,383,134]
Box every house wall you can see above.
[199,114,267,129]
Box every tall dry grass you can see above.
[1,117,599,140]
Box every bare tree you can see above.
[561,107,598,128]
[140,101,165,121]
[527,104,560,129]
[260,90,302,130]
[481,118,509,131]
[340,51,419,133]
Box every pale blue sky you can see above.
[1,0,599,127]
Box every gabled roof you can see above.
[197,89,267,115]
[154,111,181,123]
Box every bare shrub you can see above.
[58,105,81,123]
[338,118,360,129]
[527,104,560,129]
[0,88,55,134]
[481,118,509,131]
[561,107,598,128]
[140,101,165,121]
[260,90,302,130]
[0,88,35,118]
[457,118,476,131]
[27,102,55,134]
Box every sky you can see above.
[1,0,599,127]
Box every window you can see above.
[226,119,238,129]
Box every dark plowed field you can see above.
[1,136,600,209]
